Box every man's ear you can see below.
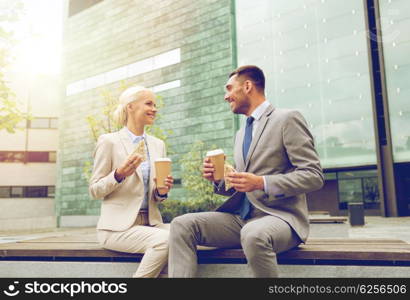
[244,80,253,94]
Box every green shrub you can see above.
[180,140,225,204]
[159,140,226,222]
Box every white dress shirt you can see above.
[125,127,150,210]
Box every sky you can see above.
[10,0,64,75]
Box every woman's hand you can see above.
[115,154,143,181]
[154,175,174,196]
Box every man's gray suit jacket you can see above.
[215,104,324,242]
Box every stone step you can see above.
[1,261,410,278]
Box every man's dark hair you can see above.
[229,65,265,92]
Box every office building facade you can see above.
[57,0,410,226]
[0,73,59,231]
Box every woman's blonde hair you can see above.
[113,86,152,126]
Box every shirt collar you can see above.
[125,127,146,144]
[250,100,270,121]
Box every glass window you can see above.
[236,0,377,168]
[0,186,54,198]
[324,172,337,180]
[25,186,47,197]
[47,186,55,198]
[48,152,57,162]
[404,176,410,211]
[363,177,380,206]
[0,152,25,162]
[50,118,58,129]
[27,152,49,162]
[338,178,363,209]
[29,118,50,129]
[11,187,24,198]
[0,187,10,198]
[338,169,377,179]
[379,1,410,163]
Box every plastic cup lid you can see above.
[155,158,172,162]
[206,149,224,156]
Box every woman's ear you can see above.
[126,102,134,112]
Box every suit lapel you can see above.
[145,135,156,195]
[235,127,245,171]
[119,127,134,155]
[118,127,143,181]
[244,104,275,170]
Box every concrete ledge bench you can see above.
[308,216,348,224]
[1,233,410,277]
[308,211,348,224]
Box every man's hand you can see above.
[154,175,174,196]
[202,157,216,182]
[225,172,264,192]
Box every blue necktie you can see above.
[239,116,254,219]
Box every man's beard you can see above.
[232,98,250,115]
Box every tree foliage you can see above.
[159,140,227,222]
[0,1,29,133]
[180,140,225,204]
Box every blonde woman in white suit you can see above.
[89,86,173,278]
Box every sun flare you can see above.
[10,0,63,75]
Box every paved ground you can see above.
[310,216,410,242]
[2,216,410,243]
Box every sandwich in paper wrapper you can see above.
[130,140,147,161]
[224,163,236,191]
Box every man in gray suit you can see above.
[168,65,324,277]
